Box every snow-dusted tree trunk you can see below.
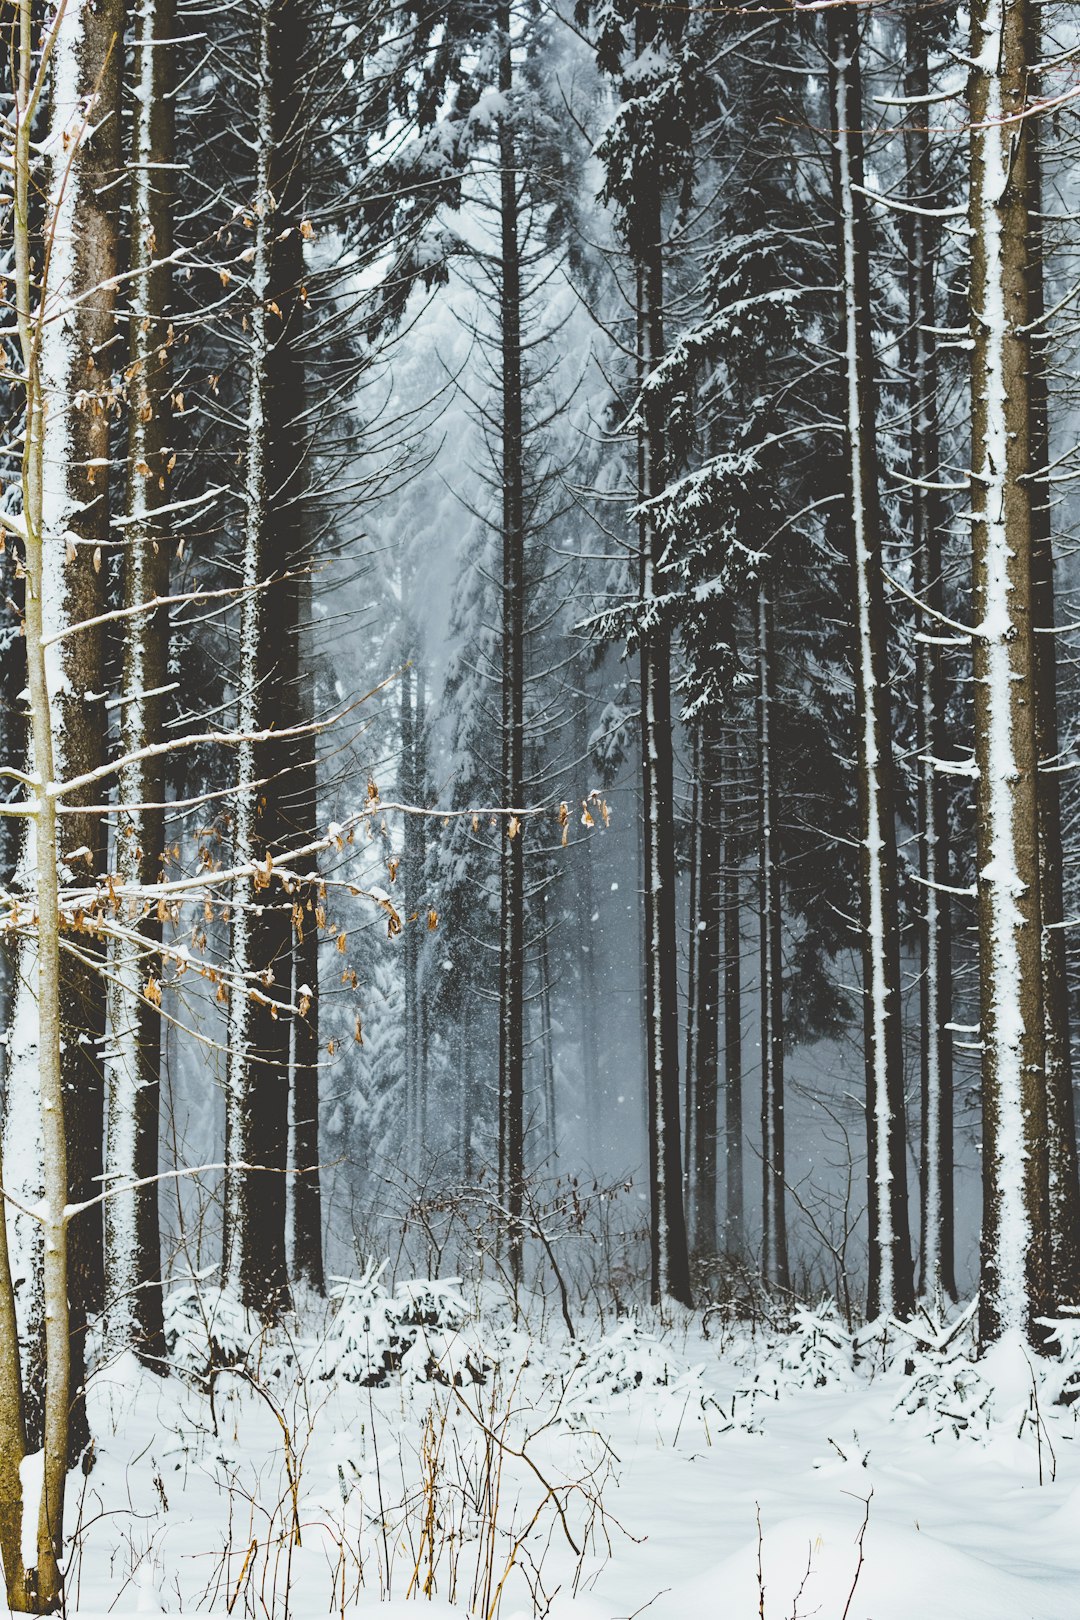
[825,2,914,1320]
[495,2,526,1283]
[969,0,1051,1343]
[903,9,956,1305]
[1025,47,1080,1310]
[4,0,121,1462]
[5,1,85,1600]
[756,584,788,1291]
[103,0,175,1365]
[288,564,324,1296]
[723,743,744,1254]
[223,0,303,1317]
[636,187,693,1309]
[691,720,721,1255]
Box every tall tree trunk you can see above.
[104,0,175,1366]
[826,3,914,1320]
[223,0,305,1318]
[8,2,79,1596]
[723,736,744,1254]
[692,719,722,1256]
[756,584,788,1291]
[684,730,700,1240]
[633,20,692,1308]
[969,0,1051,1344]
[287,565,323,1295]
[573,689,602,1160]
[1025,23,1080,1310]
[903,10,957,1304]
[4,0,122,1462]
[496,5,526,1284]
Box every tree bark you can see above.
[903,9,957,1304]
[826,3,914,1320]
[1025,20,1080,1310]
[496,3,526,1285]
[636,185,693,1309]
[104,0,175,1366]
[692,719,722,1256]
[968,0,1051,1344]
[723,736,744,1255]
[223,0,306,1318]
[756,584,788,1291]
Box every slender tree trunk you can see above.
[9,4,75,1596]
[969,0,1051,1344]
[496,5,526,1283]
[826,3,914,1319]
[573,686,602,1160]
[903,13,957,1304]
[4,0,121,1463]
[684,731,700,1241]
[723,736,744,1254]
[288,566,323,1294]
[692,720,722,1255]
[1025,23,1080,1310]
[104,0,175,1365]
[633,28,692,1305]
[756,585,788,1291]
[223,0,305,1318]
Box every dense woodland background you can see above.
[2,4,1080,1548]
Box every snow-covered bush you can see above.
[164,1276,283,1382]
[312,1263,485,1387]
[889,1305,993,1440]
[559,1318,717,1426]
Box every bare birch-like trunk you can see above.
[969,0,1051,1344]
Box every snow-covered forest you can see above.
[1,0,1080,1613]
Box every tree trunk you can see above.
[969,0,1051,1344]
[223,0,306,1318]
[9,3,78,1595]
[723,737,744,1254]
[684,731,700,1240]
[287,565,324,1295]
[903,11,957,1304]
[637,229,693,1306]
[692,720,722,1256]
[826,3,914,1320]
[496,4,526,1284]
[1025,27,1080,1310]
[756,584,788,1291]
[104,0,175,1366]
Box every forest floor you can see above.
[58,1279,1080,1619]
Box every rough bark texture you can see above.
[692,720,722,1256]
[637,191,693,1309]
[826,2,914,1320]
[723,743,744,1255]
[756,585,788,1292]
[969,0,1051,1344]
[223,0,307,1317]
[288,566,324,1295]
[903,9,957,1305]
[1024,29,1080,1310]
[104,0,175,1367]
[496,3,526,1283]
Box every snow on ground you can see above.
[56,1282,1080,1619]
